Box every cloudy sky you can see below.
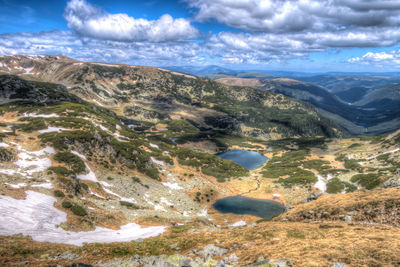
[1,0,400,72]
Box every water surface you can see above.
[213,196,286,219]
[216,149,268,170]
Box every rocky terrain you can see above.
[215,75,400,136]
[0,55,399,266]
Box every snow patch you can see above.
[314,174,333,192]
[5,183,27,188]
[23,113,59,118]
[149,143,159,149]
[230,220,246,227]
[11,146,55,177]
[0,142,9,148]
[150,157,165,166]
[31,183,53,189]
[71,151,87,160]
[38,127,69,134]
[162,182,183,190]
[197,209,208,217]
[0,191,166,246]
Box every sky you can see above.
[1,0,400,72]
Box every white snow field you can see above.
[0,146,55,177]
[162,182,183,190]
[0,191,166,246]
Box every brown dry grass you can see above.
[1,221,400,267]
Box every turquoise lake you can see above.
[216,149,268,170]
[213,196,286,219]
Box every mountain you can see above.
[0,55,346,139]
[216,75,400,135]
[163,65,239,75]
[1,55,400,266]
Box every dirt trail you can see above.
[240,175,262,196]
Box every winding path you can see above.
[240,175,262,196]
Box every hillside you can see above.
[0,55,346,140]
[216,76,400,135]
[0,57,399,267]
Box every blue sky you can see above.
[1,0,400,72]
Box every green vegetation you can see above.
[348,143,362,149]
[48,166,71,176]
[173,147,248,182]
[163,120,199,138]
[302,159,331,173]
[351,173,381,190]
[267,137,327,150]
[263,150,309,177]
[277,169,317,188]
[53,152,86,174]
[377,154,390,162]
[335,154,347,161]
[120,201,139,209]
[344,159,360,170]
[286,230,305,239]
[71,205,87,216]
[61,201,73,209]
[16,118,47,132]
[326,178,357,194]
[53,190,65,198]
[0,147,15,162]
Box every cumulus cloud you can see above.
[64,0,199,42]
[1,0,400,68]
[0,30,205,66]
[348,50,400,66]
[187,0,400,33]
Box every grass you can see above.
[2,220,400,266]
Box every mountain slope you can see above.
[0,65,400,266]
[216,76,400,135]
[0,55,347,139]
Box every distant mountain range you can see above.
[0,55,346,139]
[164,65,400,78]
[213,73,400,136]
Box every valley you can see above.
[0,55,399,266]
[211,73,400,136]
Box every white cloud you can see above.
[64,0,199,42]
[1,0,400,68]
[187,0,400,33]
[0,31,205,66]
[348,50,400,66]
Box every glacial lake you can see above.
[213,196,286,219]
[216,149,268,170]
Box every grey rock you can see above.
[332,263,346,267]
[383,176,400,188]
[344,215,352,222]
[346,211,358,216]
[224,253,240,264]
[242,258,293,267]
[198,244,228,258]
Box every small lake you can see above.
[213,196,286,219]
[216,149,268,170]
